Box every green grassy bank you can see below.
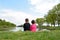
[0,30,60,40]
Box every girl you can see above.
[30,20,37,32]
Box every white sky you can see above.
[0,0,60,25]
[29,0,60,13]
[0,9,38,25]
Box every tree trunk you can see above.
[54,24,55,27]
[47,23,49,27]
[53,22,55,27]
[51,23,52,27]
[58,22,59,27]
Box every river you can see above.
[10,27,39,32]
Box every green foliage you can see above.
[45,11,57,26]
[52,3,60,26]
[0,30,60,40]
[44,3,60,27]
[0,19,16,31]
[36,18,45,27]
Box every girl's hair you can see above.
[31,20,35,24]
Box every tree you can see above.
[56,3,60,26]
[0,19,16,31]
[36,18,45,27]
[44,3,60,27]
[49,10,57,27]
[44,14,52,26]
[51,3,60,26]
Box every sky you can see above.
[0,0,60,25]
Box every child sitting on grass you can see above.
[30,20,37,32]
[23,18,30,31]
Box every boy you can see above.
[23,18,30,31]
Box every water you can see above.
[10,27,50,32]
[10,27,39,32]
[10,27,24,32]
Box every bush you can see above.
[0,19,16,31]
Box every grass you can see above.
[40,26,60,30]
[0,30,60,40]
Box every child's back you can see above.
[23,18,30,31]
[30,20,37,32]
[30,24,36,32]
[23,23,30,31]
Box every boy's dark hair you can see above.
[25,18,29,22]
[31,20,35,24]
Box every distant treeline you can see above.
[0,19,16,31]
